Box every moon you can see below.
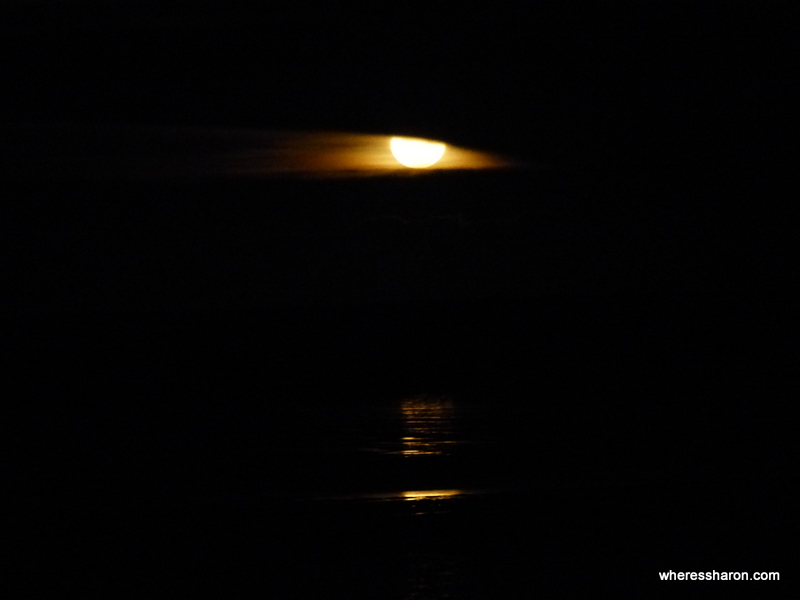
[390,137,446,168]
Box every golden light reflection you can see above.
[400,395,457,456]
[389,137,446,168]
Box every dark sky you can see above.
[2,1,792,163]
[3,8,797,598]
[1,1,795,318]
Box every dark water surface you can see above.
[3,168,797,598]
[6,373,797,599]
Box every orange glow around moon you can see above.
[256,132,510,176]
[401,489,463,501]
[389,137,446,168]
[2,125,517,180]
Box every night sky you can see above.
[2,0,796,402]
[2,2,798,596]
[1,0,794,431]
[2,1,794,308]
[3,2,792,162]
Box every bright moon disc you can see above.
[390,137,446,168]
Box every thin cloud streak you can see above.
[2,124,518,181]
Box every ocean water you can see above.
[7,376,796,599]
[3,169,796,597]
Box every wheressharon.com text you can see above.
[659,571,779,581]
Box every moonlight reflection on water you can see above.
[400,395,459,457]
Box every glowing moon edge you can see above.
[389,137,446,168]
